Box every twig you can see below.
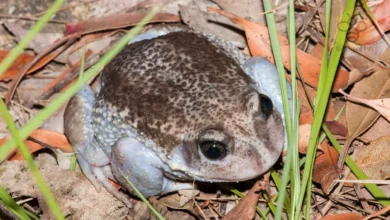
[0,14,67,24]
[4,33,80,104]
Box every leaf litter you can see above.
[1,0,390,219]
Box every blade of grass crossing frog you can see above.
[262,0,293,219]
[0,0,65,218]
[0,6,161,163]
[0,0,64,160]
[297,1,357,218]
[0,0,64,77]
[0,92,66,218]
[323,126,390,207]
[120,169,165,220]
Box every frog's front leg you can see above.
[64,86,132,207]
[110,137,194,197]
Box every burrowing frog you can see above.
[64,27,289,207]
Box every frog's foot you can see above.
[110,137,194,198]
[64,86,133,207]
[77,153,133,207]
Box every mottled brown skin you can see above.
[65,30,285,201]
[96,32,268,152]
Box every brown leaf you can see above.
[65,12,180,35]
[180,1,246,46]
[341,90,390,122]
[324,120,348,137]
[349,135,390,180]
[208,7,350,91]
[223,181,264,220]
[313,145,340,194]
[6,129,73,160]
[362,116,390,142]
[348,0,390,45]
[318,0,347,44]
[321,213,364,220]
[0,51,34,81]
[345,69,390,144]
[0,50,59,82]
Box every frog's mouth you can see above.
[166,139,283,183]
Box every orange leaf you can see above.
[6,129,72,160]
[0,51,34,81]
[321,213,364,220]
[207,8,350,92]
[313,145,340,194]
[348,0,390,45]
[42,49,93,93]
[0,50,58,82]
[222,181,264,220]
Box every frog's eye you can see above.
[199,140,228,160]
[259,94,273,118]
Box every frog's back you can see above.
[94,32,254,152]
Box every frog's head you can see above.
[167,89,285,182]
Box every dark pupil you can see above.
[199,141,227,160]
[260,94,273,118]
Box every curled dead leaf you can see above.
[313,145,340,194]
[3,129,73,161]
[65,12,180,35]
[348,0,390,45]
[223,181,264,220]
[321,212,364,220]
[348,135,390,181]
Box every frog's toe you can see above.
[77,153,133,207]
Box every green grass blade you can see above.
[296,0,356,217]
[323,125,390,206]
[120,169,165,220]
[0,96,65,219]
[314,0,331,107]
[0,185,31,220]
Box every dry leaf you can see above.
[312,145,340,194]
[348,0,390,45]
[180,1,246,46]
[298,124,311,153]
[208,7,350,92]
[362,116,390,141]
[65,12,180,35]
[318,0,347,44]
[321,213,364,220]
[3,22,63,54]
[223,181,264,220]
[349,135,390,180]
[5,129,73,160]
[345,69,390,144]
[324,121,348,137]
[0,50,59,82]
[341,90,390,122]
